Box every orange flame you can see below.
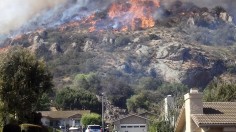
[57,0,160,32]
[108,0,159,30]
[59,21,80,31]
[0,46,10,53]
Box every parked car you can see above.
[85,125,101,132]
[69,126,80,132]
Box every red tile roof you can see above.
[192,102,236,127]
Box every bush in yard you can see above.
[81,113,102,127]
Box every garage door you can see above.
[120,124,146,132]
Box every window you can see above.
[75,120,80,123]
[127,126,133,128]
[89,126,101,129]
[140,126,145,128]
[121,126,126,128]
[134,126,139,128]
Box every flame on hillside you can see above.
[0,46,10,53]
[58,0,160,32]
[108,0,160,31]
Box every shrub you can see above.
[149,34,161,40]
[227,64,236,74]
[211,6,226,17]
[114,36,131,48]
[20,124,42,132]
[3,124,21,132]
[81,113,102,127]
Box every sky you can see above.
[0,0,65,34]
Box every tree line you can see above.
[0,46,236,132]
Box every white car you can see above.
[85,125,102,132]
[69,126,80,132]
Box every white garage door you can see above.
[120,124,146,132]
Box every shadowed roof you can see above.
[192,102,236,127]
[39,110,91,119]
[175,102,236,132]
[111,113,150,123]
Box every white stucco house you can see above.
[39,110,90,130]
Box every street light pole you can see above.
[102,93,104,132]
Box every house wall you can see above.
[57,118,81,127]
[113,116,147,131]
[201,126,236,132]
[201,127,223,132]
[223,127,236,132]
[113,121,121,131]
[41,117,50,126]
[41,118,81,128]
[184,89,203,132]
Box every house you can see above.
[175,89,236,132]
[112,112,157,132]
[39,110,90,129]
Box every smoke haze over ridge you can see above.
[0,0,66,34]
[0,0,114,35]
[0,0,235,35]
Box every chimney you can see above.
[164,95,175,126]
[184,88,203,132]
[164,95,174,121]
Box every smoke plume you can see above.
[0,0,235,35]
[0,0,65,34]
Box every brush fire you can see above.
[0,0,236,43]
[58,0,160,32]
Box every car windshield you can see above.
[89,126,101,129]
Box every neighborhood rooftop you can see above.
[39,110,90,119]
[175,89,236,132]
[192,102,236,127]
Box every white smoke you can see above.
[0,0,114,35]
[0,0,235,36]
[0,0,66,34]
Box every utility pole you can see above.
[102,93,104,132]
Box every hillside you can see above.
[1,0,236,121]
[1,1,236,90]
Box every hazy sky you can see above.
[0,0,65,34]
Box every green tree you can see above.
[126,83,188,113]
[0,46,53,122]
[35,93,51,111]
[81,113,101,127]
[55,87,101,113]
[155,121,174,132]
[0,100,6,126]
[126,92,150,112]
[103,77,134,108]
[204,79,236,102]
[158,83,188,98]
[72,73,102,94]
[137,77,161,91]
